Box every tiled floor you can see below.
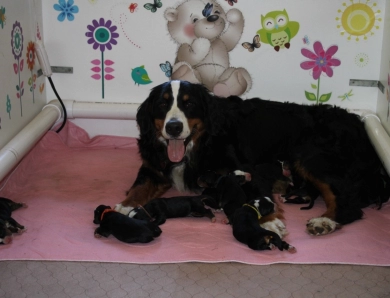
[0,261,389,298]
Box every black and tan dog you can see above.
[0,197,27,245]
[93,205,162,243]
[232,198,295,252]
[130,195,216,225]
[197,170,250,224]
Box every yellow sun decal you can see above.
[336,1,382,41]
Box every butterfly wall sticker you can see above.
[226,0,237,6]
[144,0,162,13]
[242,34,261,52]
[160,61,172,78]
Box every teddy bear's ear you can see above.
[164,8,178,22]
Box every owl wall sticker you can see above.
[257,9,300,52]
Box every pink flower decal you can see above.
[300,41,341,80]
[300,41,341,104]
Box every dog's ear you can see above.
[137,85,165,136]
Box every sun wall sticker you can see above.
[300,41,341,105]
[336,0,382,41]
[0,6,6,29]
[85,18,119,99]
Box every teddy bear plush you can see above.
[164,0,251,97]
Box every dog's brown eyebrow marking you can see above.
[183,94,189,101]
[163,93,169,100]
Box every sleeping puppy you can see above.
[93,205,162,243]
[0,197,27,245]
[232,198,295,252]
[130,195,217,225]
[197,170,250,224]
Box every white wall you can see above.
[377,0,390,135]
[0,0,47,148]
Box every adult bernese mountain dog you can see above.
[115,80,389,236]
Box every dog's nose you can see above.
[207,15,219,22]
[165,119,183,137]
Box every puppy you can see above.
[130,195,216,225]
[232,198,295,252]
[0,197,27,245]
[93,205,162,243]
[197,170,250,224]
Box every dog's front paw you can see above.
[114,204,134,215]
[306,217,341,236]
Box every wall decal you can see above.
[0,6,6,29]
[336,0,382,41]
[355,53,369,67]
[338,89,353,101]
[131,65,152,85]
[88,0,98,4]
[6,95,11,119]
[160,61,172,78]
[54,0,79,22]
[242,34,261,52]
[300,41,341,105]
[110,4,141,48]
[129,3,138,13]
[85,18,119,98]
[39,83,45,94]
[165,0,250,97]
[225,0,237,6]
[11,21,24,116]
[26,41,36,103]
[257,9,299,52]
[302,35,310,45]
[144,0,162,13]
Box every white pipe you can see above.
[0,102,62,182]
[59,100,139,120]
[360,113,390,176]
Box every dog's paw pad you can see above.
[221,218,229,224]
[94,233,102,239]
[306,217,339,236]
[287,246,297,253]
[22,203,28,208]
[211,217,216,223]
[17,228,26,234]
[269,243,276,250]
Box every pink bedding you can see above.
[1,122,389,265]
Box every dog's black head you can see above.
[137,80,225,164]
[197,170,250,188]
[249,197,275,217]
[93,205,112,224]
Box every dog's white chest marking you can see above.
[171,163,186,192]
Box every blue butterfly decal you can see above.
[144,0,162,13]
[160,61,172,78]
[202,3,213,17]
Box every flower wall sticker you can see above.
[11,21,24,116]
[26,41,36,103]
[336,0,382,41]
[54,0,79,22]
[355,53,369,67]
[300,41,341,105]
[0,6,6,29]
[86,18,119,98]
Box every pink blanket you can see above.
[1,122,390,265]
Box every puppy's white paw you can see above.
[306,217,341,236]
[114,204,134,215]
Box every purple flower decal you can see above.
[11,21,23,60]
[86,18,119,52]
[300,41,341,80]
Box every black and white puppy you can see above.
[197,170,250,224]
[232,198,295,252]
[0,197,27,245]
[130,195,217,225]
[93,205,162,243]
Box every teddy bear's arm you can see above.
[220,8,244,52]
[177,38,211,65]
